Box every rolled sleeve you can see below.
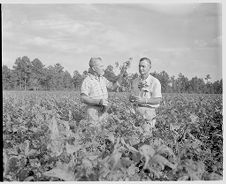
[80,78,90,96]
[153,80,162,98]
[105,78,113,89]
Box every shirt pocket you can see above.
[90,81,101,97]
[142,87,151,98]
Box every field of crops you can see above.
[3,91,223,181]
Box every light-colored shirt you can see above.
[132,74,162,108]
[81,73,112,100]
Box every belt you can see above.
[134,104,156,109]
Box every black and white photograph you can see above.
[2,0,224,182]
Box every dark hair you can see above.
[140,57,151,66]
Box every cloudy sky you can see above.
[2,3,222,81]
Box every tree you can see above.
[12,56,32,90]
[82,70,88,78]
[3,56,222,94]
[43,63,65,90]
[203,74,212,93]
[63,71,73,89]
[175,73,189,93]
[44,63,65,90]
[2,65,11,90]
[104,65,118,83]
[54,63,65,90]
[169,76,176,93]
[189,76,205,93]
[9,70,19,89]
[158,71,170,93]
[29,58,45,90]
[212,79,222,94]
[72,70,83,90]
[205,74,211,84]
[42,66,54,90]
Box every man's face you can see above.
[139,60,151,76]
[93,59,105,76]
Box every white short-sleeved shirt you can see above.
[81,73,112,100]
[132,74,162,108]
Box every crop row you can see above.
[3,91,223,181]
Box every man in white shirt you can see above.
[80,57,124,126]
[130,57,162,135]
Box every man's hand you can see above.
[99,99,109,113]
[130,95,144,104]
[138,81,148,89]
[120,66,127,76]
[129,94,135,102]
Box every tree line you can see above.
[2,56,222,94]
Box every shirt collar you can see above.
[139,74,151,81]
[88,73,103,81]
[139,74,154,86]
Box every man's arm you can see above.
[106,73,124,91]
[145,79,162,105]
[141,97,162,105]
[130,96,161,105]
[130,79,162,105]
[80,93,100,106]
[80,77,101,106]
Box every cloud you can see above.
[194,39,208,48]
[74,4,102,14]
[30,17,107,39]
[193,36,222,48]
[24,8,139,54]
[139,4,200,15]
[99,29,129,51]
[3,20,13,30]
[22,36,76,53]
[31,37,50,46]
[31,18,79,31]
[3,31,14,40]
[143,47,191,57]
[155,47,191,53]
[2,21,14,39]
[209,35,222,47]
